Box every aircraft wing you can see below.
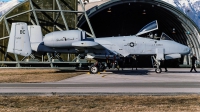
[72,40,130,57]
[95,39,130,57]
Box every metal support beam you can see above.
[6,10,31,19]
[53,0,56,31]
[4,17,10,34]
[29,0,39,25]
[79,0,96,37]
[77,27,93,37]
[34,9,84,13]
[0,36,9,40]
[47,53,53,67]
[56,0,69,30]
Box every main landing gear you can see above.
[89,62,107,74]
[89,65,99,74]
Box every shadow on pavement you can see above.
[106,69,151,75]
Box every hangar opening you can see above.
[0,0,199,68]
[78,0,200,67]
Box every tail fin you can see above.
[7,22,31,56]
[28,25,43,52]
[28,25,43,43]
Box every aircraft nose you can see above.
[183,45,191,55]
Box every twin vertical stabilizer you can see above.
[7,23,32,56]
[28,25,43,43]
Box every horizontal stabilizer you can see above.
[7,22,31,56]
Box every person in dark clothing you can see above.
[190,54,197,72]
[160,60,168,72]
[162,60,168,72]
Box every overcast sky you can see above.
[0,0,24,2]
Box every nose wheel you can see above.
[155,68,162,73]
[152,56,162,73]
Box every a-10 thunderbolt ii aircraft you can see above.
[7,20,190,73]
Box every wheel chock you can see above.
[98,72,100,74]
[87,72,90,74]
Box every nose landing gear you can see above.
[152,56,162,73]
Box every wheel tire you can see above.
[155,68,162,73]
[90,65,99,74]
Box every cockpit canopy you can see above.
[136,20,173,41]
[136,20,158,36]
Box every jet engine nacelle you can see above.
[43,30,86,47]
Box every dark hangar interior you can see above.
[78,0,200,67]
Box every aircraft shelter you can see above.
[0,0,200,68]
[78,0,200,67]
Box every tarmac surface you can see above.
[0,68,200,95]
